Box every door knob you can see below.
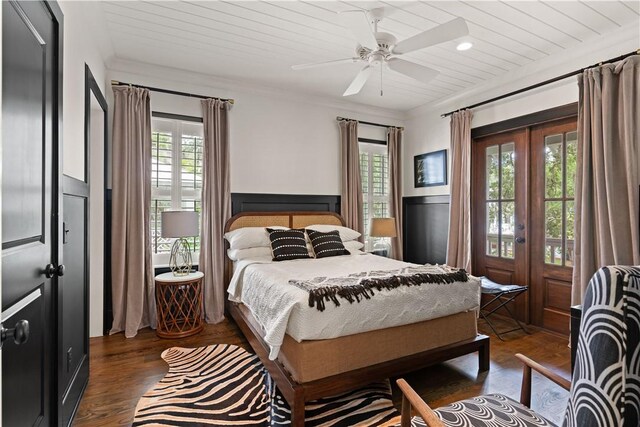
[0,319,30,348]
[516,237,526,244]
[44,263,65,278]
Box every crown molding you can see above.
[106,57,406,123]
[405,22,639,120]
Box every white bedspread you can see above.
[228,254,480,360]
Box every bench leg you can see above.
[479,338,490,372]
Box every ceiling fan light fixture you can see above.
[456,41,473,51]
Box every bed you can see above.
[224,211,489,426]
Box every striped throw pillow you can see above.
[306,229,348,258]
[266,228,311,262]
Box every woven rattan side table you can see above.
[155,271,204,338]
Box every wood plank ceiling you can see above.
[99,1,639,111]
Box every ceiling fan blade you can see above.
[292,58,361,70]
[393,17,469,54]
[337,10,378,50]
[343,65,372,96]
[387,58,439,84]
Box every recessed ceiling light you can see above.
[456,41,473,51]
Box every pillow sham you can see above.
[224,226,288,250]
[227,247,272,262]
[343,240,365,254]
[306,229,348,258]
[305,224,361,242]
[267,228,311,261]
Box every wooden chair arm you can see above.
[516,353,571,407]
[396,379,445,427]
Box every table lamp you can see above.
[369,217,397,257]
[161,210,199,276]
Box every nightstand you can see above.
[155,271,204,338]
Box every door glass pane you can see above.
[501,201,515,258]
[486,145,499,200]
[565,131,577,198]
[501,143,515,200]
[545,200,563,265]
[486,202,499,256]
[565,200,575,267]
[545,134,563,198]
[485,143,517,260]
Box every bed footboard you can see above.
[228,301,490,427]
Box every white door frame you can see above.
[0,1,5,419]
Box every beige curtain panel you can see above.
[110,86,156,337]
[339,120,364,236]
[572,55,640,304]
[388,127,403,260]
[200,99,231,324]
[446,110,473,272]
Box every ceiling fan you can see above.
[291,8,470,97]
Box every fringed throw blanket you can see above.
[289,265,468,311]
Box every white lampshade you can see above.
[369,217,397,238]
[161,210,199,238]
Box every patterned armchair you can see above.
[397,266,640,427]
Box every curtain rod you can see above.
[110,80,235,104]
[336,116,404,130]
[441,50,639,118]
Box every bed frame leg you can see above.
[290,387,305,427]
[478,337,490,372]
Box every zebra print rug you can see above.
[133,344,401,426]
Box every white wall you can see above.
[88,98,105,338]
[60,1,109,180]
[402,22,639,198]
[58,1,111,337]
[107,59,404,196]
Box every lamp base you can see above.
[170,238,193,276]
[373,239,391,258]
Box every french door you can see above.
[472,130,530,323]
[530,119,577,334]
[472,117,577,335]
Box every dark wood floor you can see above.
[73,317,571,426]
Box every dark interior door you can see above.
[472,129,530,321]
[1,1,60,425]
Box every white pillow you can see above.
[224,226,288,250]
[227,247,272,262]
[344,241,364,254]
[305,224,361,242]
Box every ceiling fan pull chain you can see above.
[380,64,384,97]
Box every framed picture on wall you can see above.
[414,149,447,187]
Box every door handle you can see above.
[516,237,526,244]
[0,319,30,348]
[44,263,65,278]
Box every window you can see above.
[150,116,203,265]
[360,142,389,251]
